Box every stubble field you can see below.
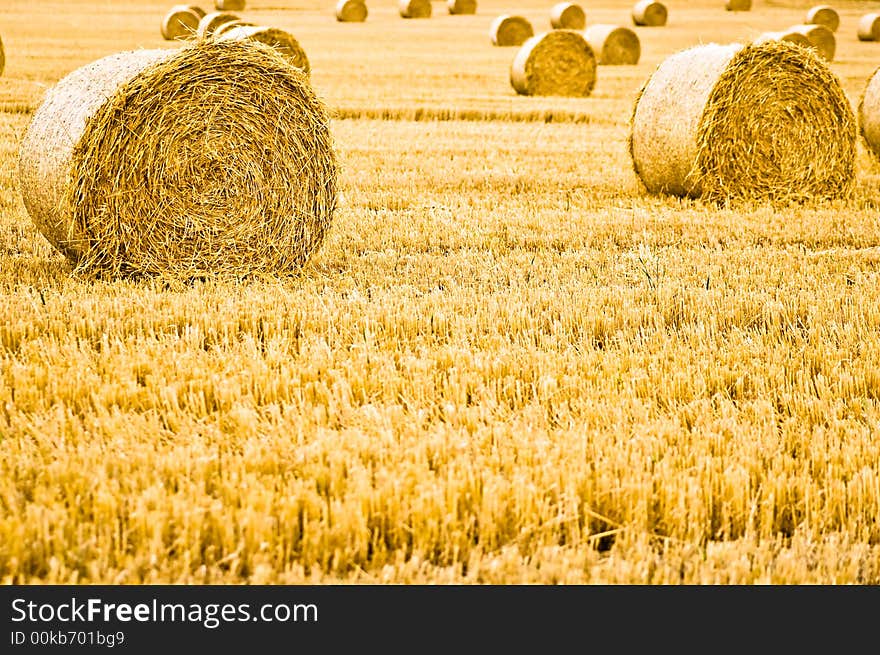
[1,0,880,583]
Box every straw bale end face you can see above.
[217,26,310,76]
[490,15,534,46]
[725,0,751,11]
[805,5,839,33]
[336,0,368,22]
[630,41,855,204]
[584,24,640,65]
[215,0,245,10]
[858,14,880,42]
[550,3,586,30]
[858,66,880,162]
[448,0,476,15]
[510,30,597,97]
[399,0,431,19]
[161,6,201,41]
[17,40,339,279]
[788,23,835,61]
[632,1,667,27]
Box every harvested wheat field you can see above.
[1,0,880,587]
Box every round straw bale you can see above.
[448,0,476,15]
[805,5,839,32]
[188,5,207,18]
[752,30,813,49]
[211,19,255,38]
[629,41,855,203]
[336,0,368,22]
[215,0,245,9]
[583,24,640,65]
[788,23,835,61]
[858,65,880,161]
[0,35,4,77]
[399,0,431,18]
[550,3,586,30]
[632,1,667,27]
[725,0,751,11]
[490,15,534,46]
[858,14,880,42]
[17,40,337,279]
[510,30,597,97]
[217,26,310,75]
[196,11,240,39]
[161,5,201,41]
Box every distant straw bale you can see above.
[399,0,431,18]
[336,0,368,22]
[858,14,880,42]
[752,30,812,49]
[17,40,338,279]
[490,15,534,46]
[550,3,586,30]
[583,24,640,65]
[859,65,880,161]
[448,0,476,15]
[629,41,855,204]
[197,11,240,38]
[789,23,835,61]
[510,30,596,97]
[215,0,245,9]
[725,0,751,11]
[212,19,255,37]
[632,1,667,26]
[188,5,207,18]
[161,5,201,41]
[0,35,4,77]
[805,5,839,32]
[217,26,310,75]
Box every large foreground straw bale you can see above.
[161,5,201,40]
[805,5,839,32]
[215,0,245,9]
[550,3,586,30]
[858,14,880,42]
[630,41,855,203]
[17,40,337,278]
[217,26,310,75]
[197,11,240,38]
[632,1,667,27]
[336,0,368,22]
[858,66,880,161]
[510,30,596,97]
[752,30,812,49]
[490,15,534,46]
[448,0,476,15]
[583,24,640,65]
[725,0,751,10]
[789,23,835,61]
[399,0,431,18]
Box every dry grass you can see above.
[2,0,880,584]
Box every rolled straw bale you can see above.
[0,35,4,77]
[196,11,240,38]
[490,15,534,46]
[336,0,368,22]
[725,0,751,11]
[583,24,640,65]
[789,23,835,61]
[399,0,431,18]
[805,5,839,32]
[550,3,586,30]
[510,30,597,97]
[217,26,310,75]
[629,41,855,203]
[211,19,255,38]
[161,5,201,41]
[215,0,245,9]
[859,66,880,161]
[17,40,337,279]
[448,0,476,15]
[858,14,880,42]
[632,1,667,27]
[188,5,207,18]
[752,30,812,49]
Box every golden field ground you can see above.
[1,0,880,583]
